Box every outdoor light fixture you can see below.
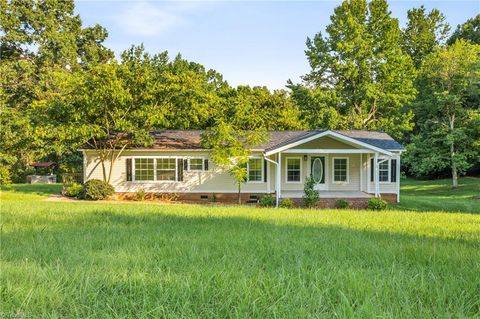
[304,155,308,161]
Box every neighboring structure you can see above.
[81,130,404,206]
[27,162,57,184]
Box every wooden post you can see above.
[374,152,379,197]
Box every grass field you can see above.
[1,179,480,318]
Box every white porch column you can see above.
[359,153,363,192]
[374,152,379,197]
[396,155,401,203]
[276,152,282,207]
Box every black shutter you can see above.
[177,158,184,182]
[264,159,267,182]
[391,159,397,182]
[183,159,188,171]
[320,157,325,183]
[204,159,209,171]
[370,158,374,182]
[126,158,132,181]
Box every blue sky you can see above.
[75,1,479,89]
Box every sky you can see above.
[75,0,480,90]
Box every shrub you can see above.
[303,176,319,208]
[136,188,146,201]
[279,198,294,208]
[259,194,276,207]
[367,197,388,210]
[64,183,83,198]
[335,199,349,209]
[82,179,114,200]
[0,166,12,185]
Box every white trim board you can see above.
[264,130,393,156]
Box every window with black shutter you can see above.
[177,158,184,182]
[126,158,132,181]
[204,159,209,170]
[391,159,397,182]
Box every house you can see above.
[81,130,404,207]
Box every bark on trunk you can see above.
[449,114,458,189]
[238,183,241,205]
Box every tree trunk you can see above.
[238,182,241,205]
[451,143,458,189]
[449,114,458,189]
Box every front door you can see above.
[311,156,326,191]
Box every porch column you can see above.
[396,155,401,203]
[276,152,281,207]
[374,152,379,197]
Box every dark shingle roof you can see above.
[91,130,404,151]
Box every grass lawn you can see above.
[1,179,480,318]
[396,177,480,214]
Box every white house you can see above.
[82,130,404,206]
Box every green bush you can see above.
[280,198,294,208]
[335,199,349,209]
[82,179,114,200]
[367,197,388,210]
[64,183,83,198]
[0,166,12,185]
[259,194,276,207]
[136,188,146,201]
[303,176,319,208]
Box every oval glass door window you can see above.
[312,158,323,183]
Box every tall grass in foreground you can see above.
[1,190,480,318]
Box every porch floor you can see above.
[281,191,373,199]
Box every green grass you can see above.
[396,177,480,214]
[1,180,480,318]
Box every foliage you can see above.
[335,199,349,209]
[303,176,320,208]
[294,0,417,138]
[279,198,294,209]
[81,179,114,200]
[2,184,480,318]
[368,198,388,211]
[448,14,480,45]
[259,194,276,207]
[401,6,450,68]
[404,41,480,187]
[64,183,83,198]
[136,188,146,201]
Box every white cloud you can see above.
[114,1,205,37]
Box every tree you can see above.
[0,0,113,182]
[202,122,265,205]
[401,6,450,68]
[404,41,480,187]
[296,0,417,138]
[448,14,480,45]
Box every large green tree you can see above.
[401,6,450,68]
[0,0,113,182]
[294,0,417,138]
[448,14,480,45]
[404,41,480,187]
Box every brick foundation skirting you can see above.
[115,191,398,208]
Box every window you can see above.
[286,158,301,183]
[379,160,390,182]
[333,158,348,183]
[248,158,263,182]
[189,158,204,171]
[156,158,176,181]
[134,158,154,181]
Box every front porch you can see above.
[281,190,373,199]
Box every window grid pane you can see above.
[248,158,262,182]
[156,158,176,181]
[135,158,154,181]
[189,158,203,170]
[287,158,301,182]
[334,159,347,182]
[379,160,389,182]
